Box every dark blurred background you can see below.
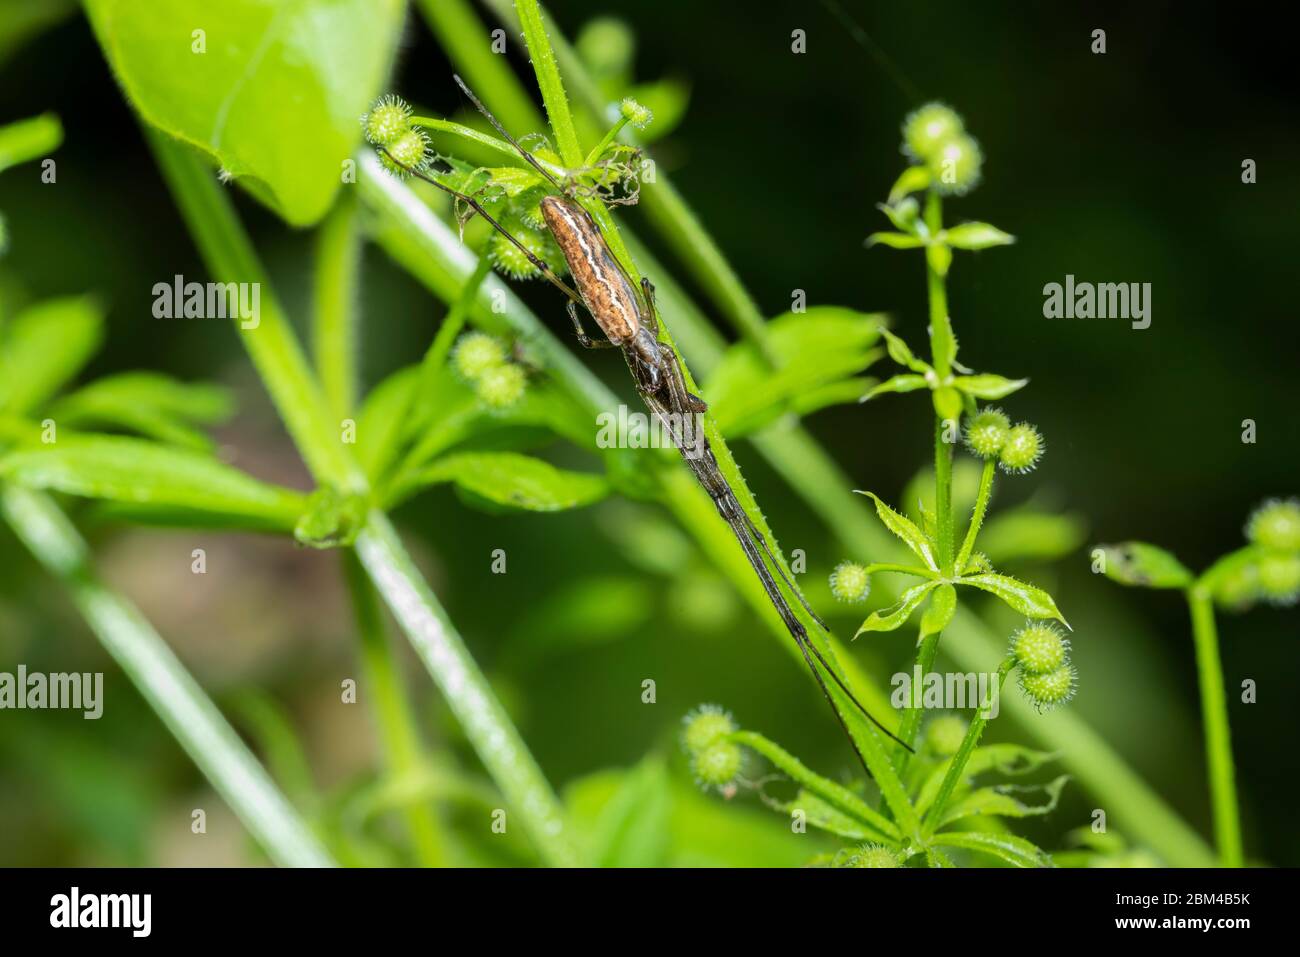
[0,1,1295,865]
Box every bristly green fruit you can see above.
[362,93,412,148]
[1019,664,1076,712]
[839,844,901,868]
[620,97,654,130]
[682,704,736,754]
[692,741,742,790]
[829,560,871,602]
[930,134,983,196]
[902,102,964,162]
[1011,622,1069,674]
[1257,552,1300,606]
[475,363,527,410]
[453,332,508,382]
[999,422,1044,474]
[965,407,1010,458]
[380,128,430,176]
[1246,498,1300,552]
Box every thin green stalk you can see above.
[342,552,446,867]
[515,0,583,169]
[146,128,357,490]
[313,190,363,419]
[922,657,1014,835]
[956,457,996,572]
[1186,586,1243,867]
[923,190,953,377]
[422,253,491,391]
[934,416,954,573]
[1,485,334,868]
[354,512,580,866]
[895,631,940,758]
[150,135,576,867]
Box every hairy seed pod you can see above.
[453,332,508,382]
[901,102,964,163]
[475,362,527,410]
[1010,622,1069,675]
[691,741,742,790]
[965,407,1010,458]
[682,704,736,755]
[1019,664,1077,712]
[362,94,413,147]
[999,422,1044,474]
[829,561,872,603]
[1246,498,1300,552]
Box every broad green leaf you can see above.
[0,112,62,173]
[979,509,1088,564]
[953,373,1028,400]
[938,775,1068,828]
[855,490,939,570]
[730,730,900,840]
[293,486,368,549]
[0,435,308,530]
[0,295,104,414]
[865,231,923,249]
[861,373,929,401]
[413,451,608,512]
[84,0,404,226]
[584,756,673,868]
[706,307,885,436]
[49,372,233,450]
[917,583,957,643]
[888,164,931,201]
[931,829,1053,868]
[857,580,939,634]
[959,572,1069,626]
[1098,541,1194,589]
[942,222,1015,250]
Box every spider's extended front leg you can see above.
[566,300,619,350]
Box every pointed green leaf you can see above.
[0,113,63,173]
[918,583,957,643]
[0,435,308,530]
[861,373,930,401]
[931,829,1053,867]
[959,572,1069,626]
[876,198,920,233]
[1098,541,1194,589]
[779,789,897,844]
[937,775,1069,828]
[413,452,608,512]
[857,580,939,635]
[889,164,931,201]
[0,296,104,414]
[866,231,924,250]
[879,329,930,373]
[855,491,940,570]
[48,372,233,450]
[915,742,1057,816]
[730,730,899,840]
[953,374,1029,400]
[354,365,419,480]
[942,222,1016,250]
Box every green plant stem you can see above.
[0,484,334,867]
[354,512,580,866]
[423,253,491,387]
[150,134,576,868]
[342,551,446,867]
[923,190,953,377]
[956,457,996,572]
[313,190,362,419]
[922,657,1015,835]
[896,631,940,759]
[583,116,630,167]
[147,128,358,490]
[1186,586,1244,867]
[934,416,954,573]
[515,0,583,168]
